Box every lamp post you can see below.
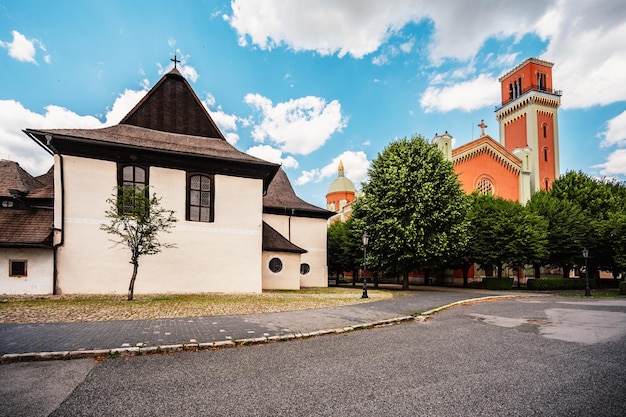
[582,248,591,297]
[362,232,369,299]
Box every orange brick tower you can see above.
[495,58,562,192]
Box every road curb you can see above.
[0,294,543,364]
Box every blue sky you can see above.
[1,0,625,207]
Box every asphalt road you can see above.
[1,296,625,417]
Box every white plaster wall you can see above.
[261,251,301,290]
[56,156,264,294]
[263,214,328,288]
[0,248,53,294]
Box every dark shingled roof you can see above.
[262,221,306,254]
[0,160,44,198]
[0,209,53,247]
[26,124,272,165]
[264,168,334,219]
[121,68,225,139]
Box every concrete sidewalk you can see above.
[0,287,540,363]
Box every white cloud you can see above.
[296,151,369,186]
[0,30,48,64]
[228,0,421,58]
[0,86,147,175]
[201,94,243,145]
[600,110,626,148]
[593,149,626,177]
[0,100,102,175]
[104,87,148,126]
[227,1,626,112]
[540,2,626,109]
[246,144,299,168]
[420,73,499,113]
[244,93,347,155]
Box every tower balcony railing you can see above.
[495,84,563,111]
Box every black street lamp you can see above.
[582,248,591,297]
[362,232,369,299]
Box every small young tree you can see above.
[100,185,177,300]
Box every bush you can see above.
[483,277,514,290]
[527,278,596,291]
[620,281,626,296]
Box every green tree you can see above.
[526,190,586,277]
[100,185,177,301]
[351,134,468,290]
[468,193,547,280]
[551,171,626,283]
[327,220,351,281]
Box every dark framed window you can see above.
[269,258,283,273]
[1,200,14,208]
[118,164,149,213]
[543,147,548,162]
[300,263,310,275]
[9,260,27,277]
[187,173,214,222]
[543,124,547,138]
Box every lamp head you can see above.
[362,231,369,247]
[582,248,589,259]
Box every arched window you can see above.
[545,178,550,190]
[187,174,214,222]
[269,258,283,273]
[543,147,548,162]
[543,124,547,138]
[300,263,310,275]
[476,177,494,195]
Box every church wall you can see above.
[454,153,520,201]
[503,115,527,150]
[261,251,301,290]
[0,248,53,294]
[326,190,354,211]
[56,155,264,295]
[263,213,329,288]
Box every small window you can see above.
[476,177,494,195]
[9,260,27,277]
[300,263,310,275]
[543,124,547,138]
[1,200,14,208]
[545,179,550,190]
[269,258,283,273]
[187,174,214,222]
[543,148,548,162]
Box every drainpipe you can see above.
[44,134,64,295]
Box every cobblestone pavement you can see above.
[0,288,540,356]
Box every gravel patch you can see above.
[0,289,393,323]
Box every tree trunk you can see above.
[534,264,541,279]
[424,269,430,286]
[128,260,139,301]
[402,271,409,290]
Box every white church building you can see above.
[2,66,332,295]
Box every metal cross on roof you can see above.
[478,119,488,137]
[171,55,180,69]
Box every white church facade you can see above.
[2,66,332,295]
